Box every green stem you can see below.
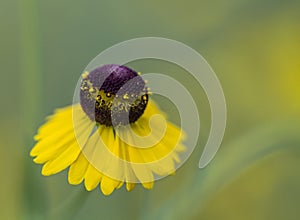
[19,0,46,219]
[19,0,42,131]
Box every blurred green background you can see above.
[1,0,300,219]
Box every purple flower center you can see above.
[80,64,148,126]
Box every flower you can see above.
[30,64,186,195]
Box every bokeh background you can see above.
[1,0,300,219]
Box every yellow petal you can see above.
[68,153,89,185]
[84,164,102,191]
[41,143,81,176]
[126,182,136,191]
[141,181,154,190]
[100,175,120,196]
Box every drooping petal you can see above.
[30,100,186,196]
[31,104,94,175]
[84,164,103,191]
[41,142,81,176]
[100,175,121,196]
[68,153,89,185]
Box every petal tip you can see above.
[141,181,154,190]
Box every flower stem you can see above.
[19,0,42,132]
[19,0,46,219]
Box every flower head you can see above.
[80,64,148,126]
[30,64,186,195]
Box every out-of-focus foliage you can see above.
[143,121,300,220]
[0,0,299,219]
